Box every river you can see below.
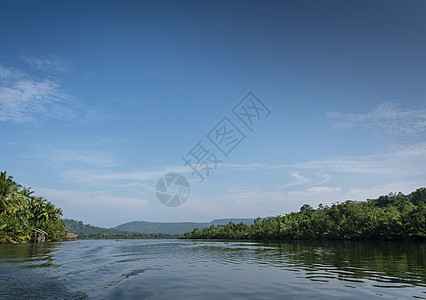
[0,239,425,299]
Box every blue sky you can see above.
[1,0,425,227]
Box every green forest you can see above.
[180,188,426,241]
[0,171,67,243]
[64,219,178,239]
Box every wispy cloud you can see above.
[37,187,151,227]
[1,56,107,123]
[26,135,125,168]
[30,147,118,167]
[291,186,341,196]
[19,54,70,73]
[0,64,72,123]
[53,140,426,213]
[327,101,426,137]
[82,107,107,122]
[56,141,426,190]
[293,143,426,176]
[221,142,426,176]
[317,173,331,185]
[37,143,426,226]
[281,171,311,188]
[61,165,191,185]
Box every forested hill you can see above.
[63,219,178,239]
[64,219,120,235]
[114,219,255,235]
[65,218,255,235]
[180,188,426,241]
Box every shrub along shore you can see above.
[179,188,426,241]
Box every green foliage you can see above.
[180,188,426,241]
[0,171,67,243]
[64,219,178,239]
[64,219,119,235]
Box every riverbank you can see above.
[180,188,426,241]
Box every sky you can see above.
[1,0,426,227]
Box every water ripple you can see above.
[1,240,425,299]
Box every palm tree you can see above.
[0,171,22,214]
[1,172,66,243]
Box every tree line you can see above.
[114,219,255,235]
[180,188,426,240]
[64,219,178,239]
[0,171,67,243]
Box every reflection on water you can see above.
[0,240,425,299]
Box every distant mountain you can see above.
[65,218,255,235]
[114,219,255,235]
[64,219,121,234]
[64,219,179,239]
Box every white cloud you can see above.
[287,186,341,198]
[222,163,270,171]
[220,143,425,176]
[306,186,341,194]
[281,171,311,188]
[36,187,151,227]
[317,173,331,185]
[19,54,70,73]
[1,57,107,123]
[0,65,72,123]
[32,148,117,167]
[327,101,426,137]
[61,165,191,185]
[25,135,123,168]
[43,142,426,226]
[82,107,107,122]
[58,142,426,197]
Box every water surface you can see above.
[0,239,425,299]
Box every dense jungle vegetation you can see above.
[0,171,66,243]
[180,188,426,240]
